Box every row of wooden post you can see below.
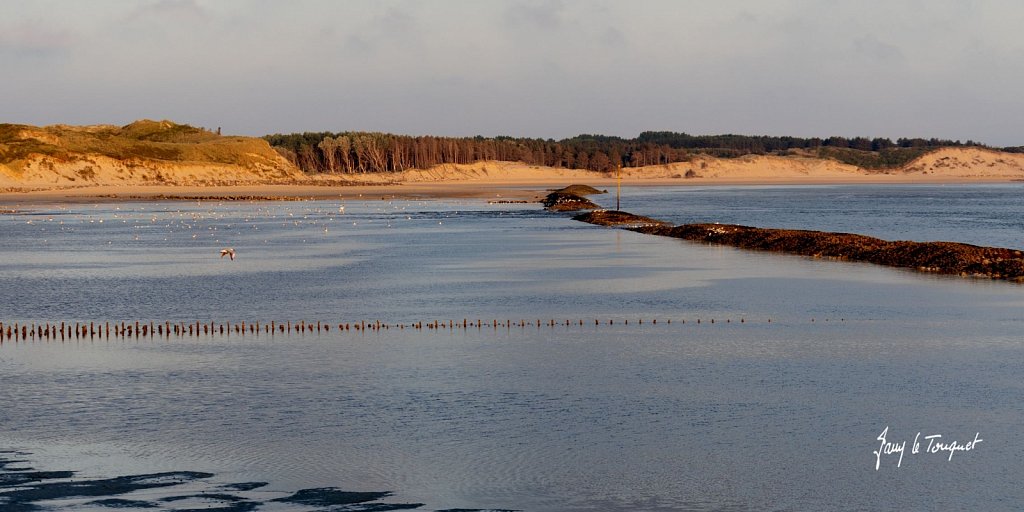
[0,317,808,343]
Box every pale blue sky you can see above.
[2,0,1022,145]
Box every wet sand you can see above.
[0,183,548,204]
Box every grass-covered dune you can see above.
[0,120,301,189]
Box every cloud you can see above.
[340,6,420,55]
[123,0,207,22]
[0,21,75,58]
[3,0,1024,146]
[505,0,566,30]
[373,7,416,33]
[598,26,626,47]
[853,34,905,63]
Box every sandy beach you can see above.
[3,148,1023,204]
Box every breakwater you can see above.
[575,210,1024,281]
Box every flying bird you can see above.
[219,248,236,260]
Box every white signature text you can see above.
[873,426,983,470]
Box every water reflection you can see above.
[2,187,1023,511]
[0,451,440,511]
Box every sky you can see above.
[2,0,1023,145]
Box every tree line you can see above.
[263,131,988,174]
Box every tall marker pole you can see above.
[616,165,621,211]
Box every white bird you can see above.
[219,248,236,260]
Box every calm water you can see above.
[1,185,1022,511]
[622,183,1024,249]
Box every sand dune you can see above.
[618,148,1024,183]
[1,153,301,189]
[0,120,300,192]
[240,148,1024,190]
[4,124,1024,203]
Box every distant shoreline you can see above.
[4,175,1019,204]
[6,121,1024,202]
[1,171,1022,205]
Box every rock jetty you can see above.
[574,210,1024,281]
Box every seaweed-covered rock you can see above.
[573,210,670,228]
[576,212,1024,281]
[542,192,599,211]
